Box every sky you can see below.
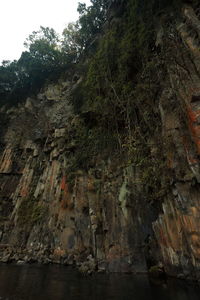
[0,0,91,63]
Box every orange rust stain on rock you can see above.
[182,136,198,164]
[158,228,169,247]
[189,207,200,217]
[155,212,184,252]
[182,214,200,233]
[61,176,67,191]
[187,107,200,153]
[53,248,66,258]
[60,176,71,210]
[20,187,28,197]
[188,157,198,164]
[188,108,200,123]
[155,202,200,264]
[61,177,69,198]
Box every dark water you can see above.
[0,264,200,300]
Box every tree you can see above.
[16,26,70,95]
[0,0,113,107]
[0,26,72,106]
[77,0,110,48]
[0,60,19,105]
[62,22,82,61]
[22,26,67,71]
[24,26,59,49]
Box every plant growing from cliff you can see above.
[61,22,83,61]
[71,0,157,150]
[0,60,19,106]
[68,0,177,205]
[77,0,109,48]
[0,0,112,108]
[0,26,73,106]
[17,197,46,227]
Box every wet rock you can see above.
[149,265,165,279]
[97,260,107,273]
[16,260,26,265]
[63,254,74,266]
[43,258,52,265]
[1,254,10,263]
[78,256,96,275]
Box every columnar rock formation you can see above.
[1,4,200,280]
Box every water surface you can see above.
[0,264,200,300]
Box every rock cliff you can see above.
[1,2,200,281]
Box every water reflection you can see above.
[0,264,199,300]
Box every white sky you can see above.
[0,0,91,63]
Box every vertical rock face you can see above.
[153,5,200,279]
[0,79,155,273]
[0,101,154,271]
[1,4,200,280]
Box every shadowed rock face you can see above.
[1,4,200,279]
[151,5,200,280]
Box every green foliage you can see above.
[77,0,109,48]
[17,197,46,227]
[24,26,59,48]
[69,0,179,198]
[0,0,186,108]
[17,26,70,96]
[72,0,184,134]
[0,26,76,107]
[74,0,155,130]
[0,60,19,105]
[62,22,83,60]
[0,0,190,201]
[0,1,111,107]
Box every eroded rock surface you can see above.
[1,4,200,280]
